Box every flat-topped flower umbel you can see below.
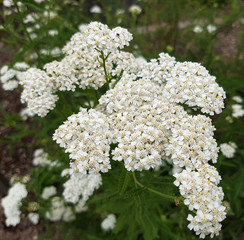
[21,22,226,238]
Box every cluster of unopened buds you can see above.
[20,22,226,238]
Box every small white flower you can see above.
[225,116,233,123]
[41,186,57,199]
[90,5,102,14]
[135,56,147,64]
[63,172,102,204]
[45,197,76,222]
[207,24,217,33]
[232,104,244,118]
[48,29,58,36]
[220,142,237,158]
[101,214,116,231]
[129,5,142,15]
[233,96,243,103]
[1,183,28,226]
[20,107,35,120]
[28,213,39,225]
[193,25,203,33]
[3,0,14,7]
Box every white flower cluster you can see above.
[53,109,113,174]
[41,186,57,199]
[174,165,226,238]
[193,25,203,33]
[207,24,217,34]
[220,142,237,158]
[54,78,225,238]
[90,5,102,14]
[3,0,22,8]
[63,172,102,204]
[156,57,224,115]
[18,22,226,238]
[45,196,76,222]
[20,22,133,117]
[97,77,220,173]
[28,212,39,225]
[129,5,142,15]
[101,214,116,231]
[20,68,58,117]
[19,107,35,121]
[63,21,132,55]
[232,104,244,118]
[232,95,243,103]
[1,182,28,226]
[33,148,61,167]
[3,0,43,7]
[0,62,29,91]
[193,24,217,34]
[40,47,62,57]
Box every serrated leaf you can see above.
[123,187,146,199]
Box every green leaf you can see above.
[118,171,131,195]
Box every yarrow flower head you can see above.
[0,62,29,91]
[90,5,102,14]
[45,196,75,222]
[101,214,116,231]
[41,186,57,199]
[18,22,226,238]
[220,142,237,158]
[1,182,28,226]
[63,171,102,204]
[129,5,142,16]
[193,25,203,33]
[28,213,39,225]
[20,22,133,117]
[53,108,113,174]
[174,165,226,238]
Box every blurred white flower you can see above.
[101,214,116,231]
[51,47,62,57]
[129,5,142,15]
[63,172,102,204]
[233,95,243,103]
[232,104,244,118]
[225,116,233,123]
[1,183,28,226]
[220,142,237,158]
[193,25,203,33]
[48,29,58,36]
[135,56,147,64]
[207,24,217,33]
[61,168,71,177]
[45,197,76,222]
[24,14,37,24]
[28,213,39,225]
[116,9,125,15]
[78,23,88,33]
[30,33,37,39]
[90,5,102,14]
[3,0,21,7]
[20,108,35,120]
[41,186,57,199]
[33,149,60,167]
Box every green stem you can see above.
[101,51,111,90]
[132,172,175,200]
[95,48,111,90]
[13,0,41,61]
